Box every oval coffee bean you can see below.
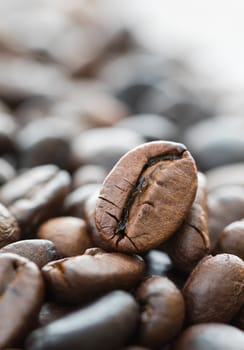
[0,203,20,248]
[26,290,139,350]
[136,276,185,347]
[0,165,71,237]
[42,247,145,304]
[183,254,244,324]
[37,217,92,258]
[172,323,244,350]
[95,141,197,253]
[164,172,210,272]
[215,220,244,260]
[0,253,44,348]
[0,239,58,268]
[38,302,78,327]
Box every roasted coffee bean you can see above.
[63,183,101,218]
[37,217,92,258]
[0,165,71,237]
[0,253,44,348]
[38,302,78,327]
[71,127,144,171]
[172,323,244,350]
[26,290,139,350]
[136,276,185,347]
[95,141,197,253]
[0,203,20,248]
[208,185,244,247]
[42,247,145,304]
[164,172,210,272]
[183,254,244,324]
[72,165,107,189]
[215,220,244,259]
[0,113,17,155]
[0,239,57,268]
[206,163,244,192]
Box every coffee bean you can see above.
[164,172,210,272]
[136,276,185,347]
[172,323,244,350]
[206,163,244,192]
[0,158,16,186]
[0,239,57,268]
[38,302,78,327]
[208,185,244,247]
[145,250,172,276]
[72,165,107,189]
[0,253,44,348]
[183,254,244,324]
[26,290,139,350]
[37,217,92,258]
[215,220,244,259]
[95,141,197,253]
[0,203,20,248]
[42,247,145,304]
[0,165,71,237]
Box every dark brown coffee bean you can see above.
[136,276,185,347]
[0,203,20,248]
[0,253,44,348]
[0,165,71,237]
[172,323,244,350]
[38,302,78,327]
[42,247,145,304]
[37,217,92,258]
[164,172,210,272]
[72,165,107,189]
[26,290,139,350]
[183,254,244,324]
[215,220,244,259]
[95,141,197,253]
[208,185,244,248]
[0,239,57,268]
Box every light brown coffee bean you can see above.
[95,141,197,253]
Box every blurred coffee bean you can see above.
[233,306,244,331]
[26,291,139,350]
[136,276,185,347]
[0,113,17,155]
[0,253,44,348]
[184,115,244,171]
[42,247,145,305]
[164,173,210,272]
[0,165,71,237]
[172,323,244,350]
[116,114,179,142]
[95,141,197,253]
[17,118,74,169]
[72,165,107,189]
[71,127,144,171]
[0,55,69,106]
[208,185,244,247]
[183,254,244,324]
[206,163,244,191]
[63,183,101,218]
[0,158,16,185]
[0,239,57,268]
[38,302,78,327]
[215,220,244,259]
[37,217,92,258]
[145,250,172,276]
[0,203,20,248]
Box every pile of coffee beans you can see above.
[0,2,243,350]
